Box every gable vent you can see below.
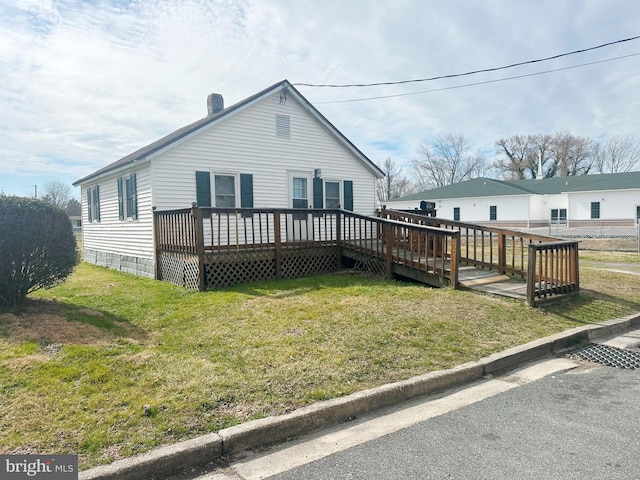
[276,114,290,139]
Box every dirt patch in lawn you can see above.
[0,299,143,346]
[1,313,111,345]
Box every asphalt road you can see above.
[193,350,640,480]
[270,364,640,480]
[166,328,640,480]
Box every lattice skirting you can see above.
[205,250,276,289]
[204,247,338,289]
[340,247,387,277]
[281,247,339,279]
[158,252,201,290]
[355,255,386,276]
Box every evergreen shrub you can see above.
[0,196,79,307]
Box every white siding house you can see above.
[386,174,640,227]
[74,80,384,277]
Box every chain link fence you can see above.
[525,222,640,253]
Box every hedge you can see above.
[0,196,79,307]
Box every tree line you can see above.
[0,180,81,216]
[378,132,640,202]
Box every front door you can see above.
[288,172,312,241]
[550,208,567,225]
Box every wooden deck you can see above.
[153,206,580,306]
[458,266,527,300]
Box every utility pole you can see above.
[34,185,37,198]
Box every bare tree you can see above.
[412,133,486,189]
[64,198,82,216]
[549,131,594,176]
[494,132,595,178]
[494,135,539,179]
[41,180,72,209]
[593,134,640,173]
[376,157,414,204]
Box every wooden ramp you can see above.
[458,266,527,301]
[341,239,529,302]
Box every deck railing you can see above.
[379,209,579,305]
[526,241,580,305]
[154,207,198,254]
[153,206,578,305]
[341,211,460,286]
[154,205,461,289]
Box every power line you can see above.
[312,52,640,104]
[294,35,640,88]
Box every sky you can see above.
[1,0,639,199]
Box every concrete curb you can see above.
[80,313,640,480]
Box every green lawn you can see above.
[1,251,640,469]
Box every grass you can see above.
[1,249,640,469]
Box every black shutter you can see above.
[94,186,100,222]
[131,173,138,220]
[343,180,353,211]
[195,171,211,207]
[313,177,323,217]
[313,177,324,209]
[117,178,124,220]
[240,174,253,208]
[87,188,93,223]
[240,173,253,217]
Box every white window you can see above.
[214,174,236,207]
[325,181,340,209]
[117,174,137,220]
[292,177,308,209]
[87,185,100,222]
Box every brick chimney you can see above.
[207,93,224,116]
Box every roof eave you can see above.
[74,79,385,186]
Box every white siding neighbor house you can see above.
[386,173,640,228]
[74,80,384,278]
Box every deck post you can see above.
[572,242,580,292]
[526,244,537,306]
[191,204,206,291]
[274,211,282,279]
[498,233,506,274]
[450,232,460,288]
[385,222,394,279]
[335,210,342,269]
[152,207,160,280]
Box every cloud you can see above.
[0,0,639,196]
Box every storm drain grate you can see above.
[567,343,640,369]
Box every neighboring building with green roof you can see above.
[386,172,640,227]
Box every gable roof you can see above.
[389,172,640,202]
[74,79,384,186]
